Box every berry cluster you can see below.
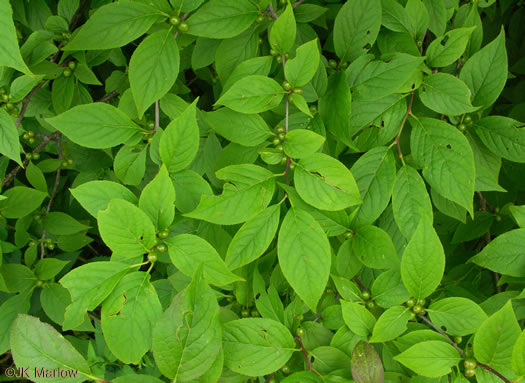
[0,87,19,117]
[62,61,77,78]
[168,12,188,32]
[456,115,473,133]
[147,229,170,263]
[406,297,427,319]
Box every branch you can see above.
[478,363,511,383]
[264,373,275,383]
[295,336,312,371]
[97,91,118,103]
[15,81,47,128]
[292,0,305,7]
[266,4,278,19]
[154,100,160,132]
[69,0,92,31]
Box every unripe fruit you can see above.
[276,126,285,134]
[278,133,286,140]
[147,253,158,263]
[293,88,303,94]
[28,240,37,247]
[241,309,250,318]
[5,102,14,110]
[67,158,74,165]
[63,68,72,77]
[177,22,189,32]
[25,153,32,160]
[46,238,53,244]
[276,144,283,151]
[409,312,417,320]
[169,16,180,25]
[47,243,55,251]
[406,298,416,307]
[296,327,305,337]
[366,301,375,309]
[309,104,318,113]
[1,94,9,102]
[36,280,44,288]
[416,298,426,306]
[465,369,476,378]
[23,133,30,140]
[289,163,295,170]
[32,153,40,160]
[268,378,277,383]
[270,49,279,56]
[147,137,153,144]
[463,115,473,124]
[62,160,69,168]
[147,121,155,130]
[28,131,35,137]
[328,59,337,68]
[464,359,477,369]
[454,336,463,344]
[68,61,77,70]
[281,365,291,374]
[412,304,423,314]
[280,156,288,165]
[457,123,467,132]
[28,137,35,144]
[417,40,423,47]
[276,55,283,64]
[282,81,292,91]
[361,290,371,300]
[272,138,281,146]
[344,231,352,239]
[256,15,265,23]
[251,310,259,317]
[156,244,167,253]
[158,230,169,239]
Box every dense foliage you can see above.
[0,0,525,382]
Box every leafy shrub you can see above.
[0,0,524,382]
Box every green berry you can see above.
[412,304,423,314]
[457,123,467,132]
[416,298,426,306]
[147,253,158,263]
[45,238,53,244]
[5,102,14,110]
[67,61,77,70]
[32,153,40,160]
[289,163,295,170]
[417,40,423,47]
[280,156,288,165]
[309,104,318,113]
[406,298,416,307]
[256,15,265,23]
[0,87,6,95]
[495,215,502,222]
[158,230,169,239]
[454,336,463,344]
[366,301,375,309]
[270,49,279,56]
[25,153,32,160]
[328,59,338,68]
[465,369,476,378]
[344,231,352,239]
[177,22,189,32]
[281,365,291,374]
[28,131,35,137]
[28,137,35,144]
[293,88,303,94]
[62,160,69,168]
[278,132,286,140]
[296,327,305,337]
[464,359,477,369]
[268,378,277,383]
[276,144,283,151]
[63,68,72,77]
[47,243,55,251]
[147,121,155,130]
[28,240,37,247]
[409,312,417,320]
[251,310,259,317]
[35,280,44,288]
[326,288,334,294]
[23,133,30,140]
[272,138,281,146]
[463,115,473,124]
[282,81,292,91]
[1,94,9,102]
[169,16,180,25]
[156,244,167,253]
[361,290,371,300]
[241,309,250,318]
[276,126,285,134]
[276,55,283,64]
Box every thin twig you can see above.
[417,314,464,357]
[295,336,312,371]
[15,81,47,128]
[477,363,511,383]
[173,13,189,39]
[292,0,305,7]
[353,276,369,292]
[264,373,275,383]
[267,3,278,19]
[394,91,415,161]
[154,100,160,132]
[69,0,92,31]
[97,91,118,103]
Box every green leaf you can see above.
[0,186,47,219]
[401,215,445,299]
[101,272,162,364]
[40,283,93,330]
[392,165,433,239]
[153,267,222,380]
[341,300,376,337]
[0,0,32,75]
[25,161,47,193]
[60,261,130,330]
[223,318,295,376]
[46,103,143,149]
[422,0,447,37]
[171,169,213,214]
[139,165,175,230]
[283,129,325,159]
[319,72,353,143]
[166,234,242,286]
[294,4,327,23]
[43,212,90,235]
[474,301,521,373]
[98,199,156,258]
[470,229,525,277]
[428,297,487,336]
[334,0,382,62]
[289,93,313,118]
[185,164,275,225]
[370,306,411,343]
[351,341,384,383]
[114,144,147,186]
[281,372,323,383]
[419,73,478,115]
[226,204,280,270]
[512,330,525,377]
[204,108,272,146]
[129,29,180,118]
[0,292,30,354]
[52,75,75,114]
[294,153,361,211]
[473,116,525,163]
[159,100,199,173]
[352,225,399,269]
[187,0,258,39]
[394,341,462,377]
[351,146,396,226]
[64,1,164,50]
[277,208,331,312]
[269,3,296,54]
[285,39,320,87]
[410,117,475,215]
[9,74,44,102]
[426,27,476,67]
[405,0,429,38]
[70,180,138,218]
[215,75,285,114]
[510,206,525,228]
[221,56,273,94]
[10,315,93,383]
[0,109,22,166]
[351,53,425,101]
[371,269,411,308]
[459,27,507,108]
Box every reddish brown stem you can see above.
[295,336,312,371]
